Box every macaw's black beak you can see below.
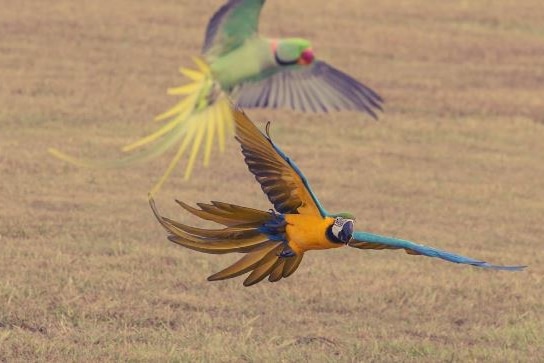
[339,221,354,243]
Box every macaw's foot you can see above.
[279,246,296,258]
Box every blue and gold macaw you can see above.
[150,109,525,286]
[49,0,382,196]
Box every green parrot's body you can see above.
[209,37,276,89]
[50,0,382,195]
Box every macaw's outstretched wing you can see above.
[350,231,526,271]
[231,60,383,118]
[150,198,304,286]
[203,0,266,56]
[233,108,328,217]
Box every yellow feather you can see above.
[179,67,204,81]
[167,82,201,96]
[183,116,207,180]
[222,100,235,136]
[282,253,304,277]
[192,56,210,73]
[203,102,217,167]
[121,114,187,152]
[207,243,280,281]
[216,102,226,153]
[244,249,282,286]
[268,258,286,282]
[153,91,199,122]
[148,120,197,196]
[48,148,89,168]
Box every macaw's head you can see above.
[274,38,314,66]
[331,216,355,244]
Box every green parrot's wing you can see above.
[230,60,383,118]
[350,231,526,271]
[203,0,266,56]
[233,108,328,217]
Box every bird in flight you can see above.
[49,0,383,196]
[149,109,525,286]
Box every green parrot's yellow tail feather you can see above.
[48,121,184,169]
[147,120,197,197]
[122,109,190,152]
[203,103,217,166]
[179,67,205,81]
[167,82,202,96]
[217,101,227,152]
[48,148,95,169]
[184,117,207,180]
[154,89,200,122]
[49,57,232,196]
[192,56,209,73]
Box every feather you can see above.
[202,0,265,56]
[350,231,526,271]
[268,258,286,282]
[282,253,304,277]
[208,242,282,281]
[232,60,383,117]
[49,58,234,196]
[233,109,328,216]
[244,245,283,286]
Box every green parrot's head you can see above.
[274,38,314,66]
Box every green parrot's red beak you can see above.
[298,49,314,65]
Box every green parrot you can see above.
[50,0,383,195]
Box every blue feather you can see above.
[351,231,526,271]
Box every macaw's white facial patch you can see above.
[332,217,354,243]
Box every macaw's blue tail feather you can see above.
[350,231,526,271]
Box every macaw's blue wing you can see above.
[231,60,383,118]
[203,0,266,56]
[350,231,526,271]
[233,108,328,217]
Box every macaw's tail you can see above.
[149,198,304,286]
[48,57,234,196]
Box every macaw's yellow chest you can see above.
[284,214,343,254]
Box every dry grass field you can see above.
[1,0,544,361]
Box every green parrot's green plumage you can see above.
[50,0,383,195]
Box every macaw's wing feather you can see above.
[150,198,302,286]
[231,60,383,118]
[203,0,266,56]
[233,108,328,217]
[350,231,527,271]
